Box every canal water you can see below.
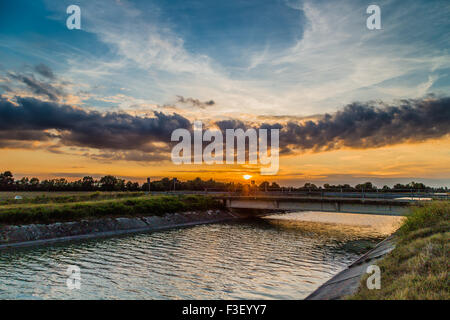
[0,211,403,299]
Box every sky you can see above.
[0,0,449,186]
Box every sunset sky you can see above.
[0,0,449,186]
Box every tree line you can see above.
[0,171,447,192]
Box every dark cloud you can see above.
[0,94,449,162]
[0,130,55,141]
[215,97,450,154]
[279,97,450,152]
[0,140,37,149]
[8,73,64,101]
[176,95,215,108]
[0,84,12,92]
[34,64,55,79]
[89,149,169,162]
[0,95,191,155]
[215,119,247,131]
[215,119,288,156]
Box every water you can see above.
[0,212,402,299]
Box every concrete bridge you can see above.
[218,195,420,216]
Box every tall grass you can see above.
[350,201,449,300]
[0,195,223,225]
[398,201,450,236]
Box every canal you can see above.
[0,211,403,299]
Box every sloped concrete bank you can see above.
[305,236,396,300]
[0,210,237,249]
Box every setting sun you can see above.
[243,175,252,180]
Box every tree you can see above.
[0,171,14,190]
[356,182,376,191]
[30,177,40,190]
[99,175,118,191]
[126,181,140,191]
[303,183,318,190]
[82,176,95,191]
[270,182,281,190]
[393,183,406,190]
[259,181,270,191]
[17,177,29,190]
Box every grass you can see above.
[350,201,449,300]
[0,195,223,225]
[0,191,145,205]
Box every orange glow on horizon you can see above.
[0,137,449,186]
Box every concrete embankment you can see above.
[305,236,396,300]
[0,210,237,249]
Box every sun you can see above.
[243,174,252,180]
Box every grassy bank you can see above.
[0,195,223,225]
[0,191,145,205]
[350,201,449,299]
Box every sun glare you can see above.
[243,175,252,180]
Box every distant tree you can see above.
[99,175,118,191]
[301,183,318,191]
[407,181,426,190]
[270,182,281,190]
[116,179,125,191]
[30,177,40,190]
[259,181,270,191]
[393,183,406,190]
[16,177,29,190]
[82,176,95,191]
[126,181,140,191]
[0,170,445,193]
[355,182,376,191]
[0,171,14,190]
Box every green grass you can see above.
[0,191,145,205]
[0,195,223,225]
[350,201,450,300]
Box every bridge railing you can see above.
[148,189,448,200]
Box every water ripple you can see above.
[0,213,385,299]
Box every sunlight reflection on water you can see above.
[264,211,404,239]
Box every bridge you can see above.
[150,190,444,215]
[217,195,422,216]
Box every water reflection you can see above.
[264,211,404,239]
[0,211,400,300]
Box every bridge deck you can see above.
[217,195,415,205]
[217,195,420,215]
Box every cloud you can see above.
[176,95,215,109]
[8,72,65,101]
[0,84,12,92]
[33,0,449,121]
[88,149,169,162]
[216,96,450,153]
[0,95,191,156]
[0,130,56,141]
[215,119,248,131]
[279,96,450,152]
[34,63,56,79]
[0,95,449,162]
